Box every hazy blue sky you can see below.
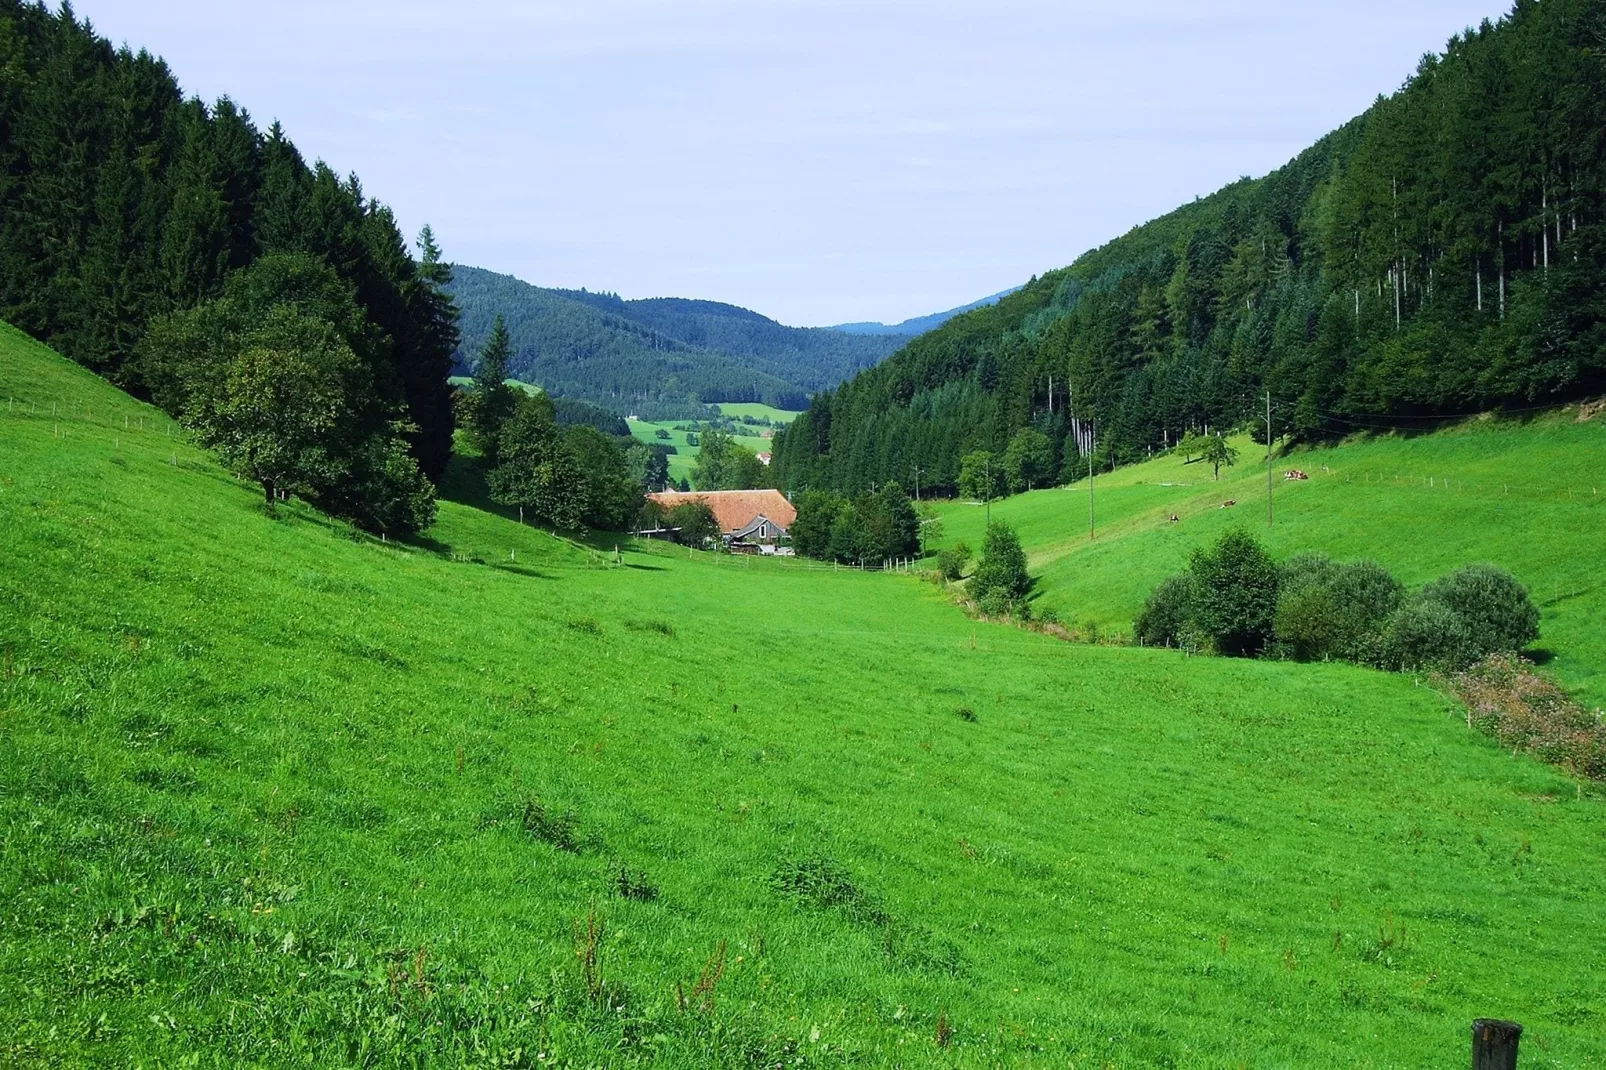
[91,1,1507,326]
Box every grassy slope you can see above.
[716,402,798,425]
[1,324,1603,1067]
[932,422,1606,707]
[627,417,773,484]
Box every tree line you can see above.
[773,0,1606,498]
[0,1,459,531]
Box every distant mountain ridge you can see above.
[829,288,1021,336]
[447,266,915,417]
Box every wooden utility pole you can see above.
[1472,1019,1521,1070]
[1266,390,1274,527]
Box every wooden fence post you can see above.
[1472,1019,1521,1070]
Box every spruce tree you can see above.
[472,314,516,460]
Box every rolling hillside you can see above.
[775,0,1606,498]
[447,266,907,415]
[930,412,1606,707]
[3,324,1604,1066]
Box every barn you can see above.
[646,489,797,547]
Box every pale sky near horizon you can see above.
[89,1,1508,327]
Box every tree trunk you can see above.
[1471,1019,1521,1070]
[1542,179,1550,272]
[1498,222,1506,322]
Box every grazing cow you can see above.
[1284,469,1309,481]
[1221,500,1237,508]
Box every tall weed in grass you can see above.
[1450,656,1606,781]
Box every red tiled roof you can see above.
[647,489,796,533]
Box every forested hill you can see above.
[447,266,904,415]
[774,0,1606,497]
[0,1,459,480]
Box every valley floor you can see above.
[2,325,1603,1066]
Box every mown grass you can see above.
[715,403,799,425]
[2,322,1604,1066]
[627,417,773,483]
[933,421,1606,707]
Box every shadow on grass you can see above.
[403,532,453,555]
[490,563,555,580]
[438,453,520,522]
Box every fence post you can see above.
[1472,1019,1521,1070]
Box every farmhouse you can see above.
[647,488,796,547]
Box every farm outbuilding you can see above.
[646,489,796,547]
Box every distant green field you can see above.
[628,417,774,484]
[932,419,1606,707]
[716,402,800,424]
[3,324,1604,1066]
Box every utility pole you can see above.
[912,464,924,504]
[1266,389,1274,527]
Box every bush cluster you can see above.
[969,522,1031,617]
[1135,530,1539,673]
[936,541,971,582]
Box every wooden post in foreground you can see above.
[1472,1019,1521,1069]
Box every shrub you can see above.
[1134,573,1196,647]
[1421,563,1539,658]
[1326,560,1405,660]
[1274,556,1401,663]
[937,541,971,581]
[969,522,1029,604]
[1274,580,1345,661]
[1384,595,1478,672]
[975,588,1012,618]
[1188,529,1279,657]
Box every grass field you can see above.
[3,323,1604,1066]
[932,421,1606,709]
[627,417,774,484]
[715,402,800,425]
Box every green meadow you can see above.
[2,324,1604,1067]
[715,402,799,425]
[933,422,1606,709]
[627,417,774,484]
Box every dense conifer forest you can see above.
[773,0,1606,496]
[0,0,459,479]
[448,265,903,416]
